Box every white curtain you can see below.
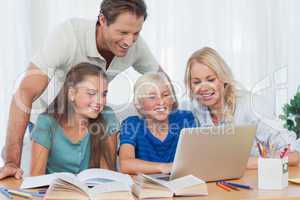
[29,0,300,105]
[144,0,292,94]
[0,1,31,166]
[287,0,300,96]
[0,0,299,165]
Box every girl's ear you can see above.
[68,87,76,102]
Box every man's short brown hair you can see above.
[99,0,147,26]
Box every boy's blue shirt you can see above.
[120,109,197,163]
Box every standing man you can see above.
[0,0,161,179]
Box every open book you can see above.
[21,168,134,200]
[289,178,300,184]
[132,174,208,199]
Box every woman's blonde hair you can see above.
[133,72,178,114]
[184,47,236,118]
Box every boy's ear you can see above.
[134,102,142,110]
[172,99,178,110]
[134,99,145,115]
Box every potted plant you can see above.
[280,91,300,139]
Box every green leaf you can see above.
[281,92,300,138]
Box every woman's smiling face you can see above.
[189,61,225,108]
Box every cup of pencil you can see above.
[257,141,289,190]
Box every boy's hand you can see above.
[158,163,173,174]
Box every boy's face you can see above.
[189,61,225,109]
[69,75,108,120]
[139,83,174,123]
[98,11,144,57]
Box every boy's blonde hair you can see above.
[134,72,178,114]
[184,47,236,117]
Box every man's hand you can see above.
[0,162,23,179]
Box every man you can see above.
[0,0,161,179]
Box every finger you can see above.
[15,169,24,180]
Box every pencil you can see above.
[7,189,32,199]
[0,191,10,200]
[216,182,231,191]
[257,142,263,157]
[220,181,240,191]
[223,181,252,190]
[0,188,12,199]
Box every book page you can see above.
[89,182,132,200]
[148,173,170,181]
[51,179,87,195]
[77,168,133,186]
[140,174,169,188]
[46,184,89,200]
[89,182,130,195]
[20,172,72,189]
[56,173,90,194]
[164,175,205,192]
[289,178,300,184]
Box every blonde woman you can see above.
[119,73,196,174]
[183,47,300,169]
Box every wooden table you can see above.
[1,167,300,200]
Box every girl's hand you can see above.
[158,163,173,174]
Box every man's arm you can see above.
[0,63,49,179]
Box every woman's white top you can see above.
[180,90,300,156]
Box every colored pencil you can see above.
[223,181,252,190]
[220,181,240,191]
[216,182,231,191]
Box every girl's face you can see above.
[139,82,174,123]
[189,61,225,108]
[69,75,108,120]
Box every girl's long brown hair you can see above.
[45,62,115,170]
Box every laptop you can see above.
[169,124,257,182]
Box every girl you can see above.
[183,47,300,169]
[30,63,118,175]
[119,73,196,174]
